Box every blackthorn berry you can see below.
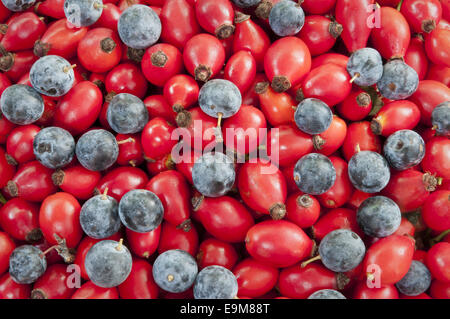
[383,129,425,171]
[269,0,305,37]
[357,196,401,238]
[9,245,47,284]
[308,289,346,299]
[293,153,336,195]
[431,101,449,137]
[33,127,75,169]
[348,151,390,193]
[232,0,261,8]
[294,98,333,135]
[64,0,103,27]
[75,129,119,171]
[0,84,44,125]
[377,60,419,100]
[347,48,383,86]
[107,93,149,134]
[198,79,242,119]
[0,0,35,11]
[396,261,432,296]
[193,265,238,299]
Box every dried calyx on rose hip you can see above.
[64,0,104,27]
[377,59,419,100]
[0,84,44,125]
[308,289,347,299]
[192,152,236,198]
[85,239,132,288]
[193,265,238,299]
[346,47,384,86]
[29,55,75,97]
[33,127,75,170]
[152,249,198,293]
[106,93,149,134]
[118,189,164,233]
[75,129,119,171]
[118,4,162,50]
[80,191,121,239]
[431,101,450,137]
[293,153,336,195]
[383,129,426,171]
[348,150,391,193]
[294,98,333,135]
[357,196,402,238]
[268,0,305,37]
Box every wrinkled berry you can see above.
[198,79,242,119]
[318,229,366,273]
[348,151,390,193]
[308,289,347,299]
[118,4,162,50]
[118,189,164,233]
[357,196,401,238]
[192,152,236,198]
[269,0,305,37]
[107,93,149,134]
[383,129,425,171]
[347,48,384,86]
[9,245,47,284]
[293,153,336,195]
[396,261,431,296]
[0,84,44,125]
[64,0,103,27]
[377,60,419,100]
[152,249,198,293]
[33,127,75,169]
[80,194,121,239]
[431,101,450,137]
[29,55,75,97]
[193,265,238,299]
[75,129,119,171]
[294,98,333,135]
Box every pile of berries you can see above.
[0,0,449,300]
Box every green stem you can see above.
[431,229,450,244]
[0,193,6,205]
[396,0,404,11]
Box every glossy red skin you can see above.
[0,273,30,299]
[317,156,354,209]
[0,72,11,97]
[233,258,278,298]
[158,221,199,257]
[146,153,176,176]
[301,63,352,107]
[197,238,238,270]
[238,160,287,216]
[245,220,312,268]
[266,124,313,168]
[6,161,56,202]
[141,117,177,161]
[409,80,450,125]
[0,1,11,22]
[413,249,428,264]
[0,147,15,189]
[401,0,442,33]
[0,198,40,241]
[430,280,450,298]
[282,163,298,193]
[264,37,311,92]
[163,74,199,111]
[335,0,374,52]
[72,281,119,299]
[0,116,15,145]
[311,52,349,70]
[313,116,347,156]
[298,15,339,56]
[92,3,121,32]
[301,0,336,14]
[35,0,65,19]
[426,64,450,87]
[278,263,337,299]
[56,165,101,200]
[36,19,87,59]
[312,208,363,241]
[422,190,450,232]
[31,264,75,299]
[116,134,144,167]
[381,170,432,213]
[39,192,82,249]
[422,137,450,180]
[142,43,184,87]
[427,242,450,283]
[126,225,161,259]
[443,0,450,20]
[286,192,320,229]
[224,50,256,94]
[175,150,202,184]
[36,96,57,126]
[0,232,15,275]
[6,124,41,164]
[222,105,267,155]
[144,95,176,124]
[118,259,159,299]
[193,196,254,243]
[233,15,270,70]
[257,84,296,127]
[353,282,399,299]
[96,166,149,201]
[77,28,122,73]
[183,33,225,81]
[363,235,415,285]
[3,50,37,83]
[146,170,190,228]
[394,218,416,237]
[241,73,267,108]
[105,63,148,99]
[404,37,429,81]
[1,12,46,51]
[425,27,450,68]
[53,81,102,136]
[160,0,201,50]
[195,0,234,38]
[342,121,382,161]
[372,100,421,137]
